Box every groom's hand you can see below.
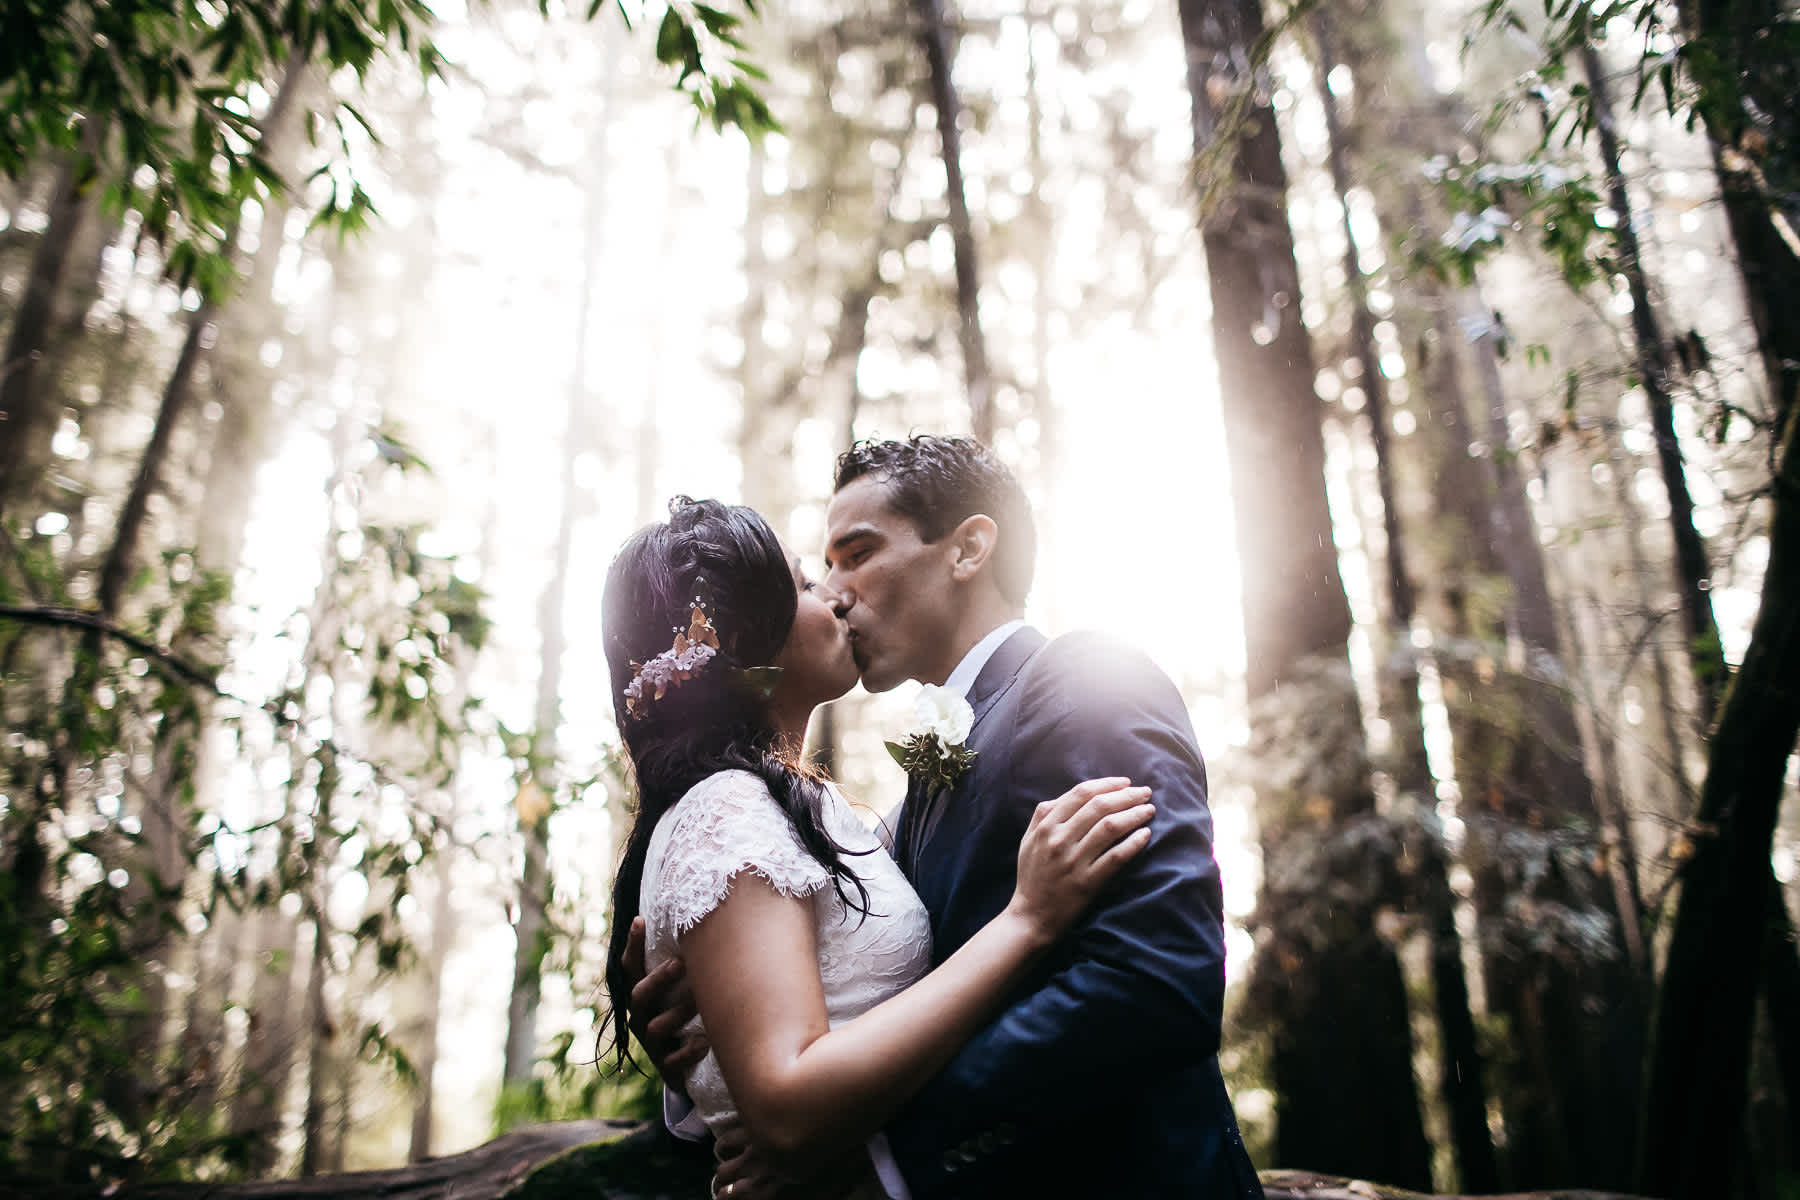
[623,916,709,1090]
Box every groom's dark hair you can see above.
[834,435,1036,604]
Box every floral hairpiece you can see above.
[624,600,721,719]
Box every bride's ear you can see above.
[946,515,999,583]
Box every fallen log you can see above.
[113,1122,1658,1200]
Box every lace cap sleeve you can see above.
[649,770,833,940]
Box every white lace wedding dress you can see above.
[639,768,934,1195]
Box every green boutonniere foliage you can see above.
[885,733,978,792]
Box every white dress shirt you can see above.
[942,619,1027,700]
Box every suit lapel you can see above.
[893,772,928,881]
[904,626,1048,880]
[966,625,1047,732]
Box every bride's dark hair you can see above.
[600,496,869,1069]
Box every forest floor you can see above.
[111,1121,1659,1200]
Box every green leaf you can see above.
[655,8,687,64]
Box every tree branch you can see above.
[0,603,221,691]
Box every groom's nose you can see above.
[818,579,852,616]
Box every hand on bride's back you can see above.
[1007,777,1154,944]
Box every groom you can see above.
[642,436,1262,1199]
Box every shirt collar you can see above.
[943,619,1027,699]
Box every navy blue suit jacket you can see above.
[885,627,1263,1199]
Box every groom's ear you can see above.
[946,514,999,583]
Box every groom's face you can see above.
[822,476,958,693]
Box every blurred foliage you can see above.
[1475,0,1798,219]
[493,1029,660,1133]
[1429,0,1797,299]
[0,0,776,302]
[0,430,493,1189]
[0,0,445,299]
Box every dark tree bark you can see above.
[1661,0,1800,1134]
[1312,12,1428,796]
[1640,402,1800,1200]
[1175,0,1430,1186]
[1581,26,1800,1179]
[910,0,993,441]
[1762,874,1800,1154]
[1577,32,1727,725]
[1310,14,1498,1190]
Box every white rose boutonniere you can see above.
[885,684,978,791]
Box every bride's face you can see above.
[772,554,859,707]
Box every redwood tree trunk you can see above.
[505,61,615,1085]
[1310,15,1497,1189]
[1666,0,1800,1133]
[1639,403,1800,1200]
[1176,0,1430,1185]
[911,0,993,440]
[1578,34,1727,723]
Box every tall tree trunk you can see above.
[299,758,337,1181]
[1403,176,1647,1190]
[1310,16,1497,1190]
[1762,873,1800,1153]
[411,807,462,1161]
[325,1059,352,1176]
[737,137,775,514]
[1673,0,1798,427]
[1022,0,1059,628]
[505,50,615,1085]
[1454,285,1647,1197]
[1639,402,1800,1200]
[1176,0,1431,1186]
[1666,0,1800,1131]
[0,121,101,522]
[195,173,303,579]
[1312,12,1428,800]
[230,904,304,1175]
[94,55,306,624]
[297,423,358,1178]
[1577,32,1727,724]
[235,397,355,1173]
[910,0,993,440]
[179,900,242,1115]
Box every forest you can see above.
[1,0,1795,1196]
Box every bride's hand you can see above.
[1006,777,1154,946]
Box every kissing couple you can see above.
[601,435,1263,1199]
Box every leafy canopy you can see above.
[0,0,777,301]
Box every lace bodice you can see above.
[639,769,934,1140]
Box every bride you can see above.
[600,498,1154,1198]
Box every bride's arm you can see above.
[679,778,1152,1167]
